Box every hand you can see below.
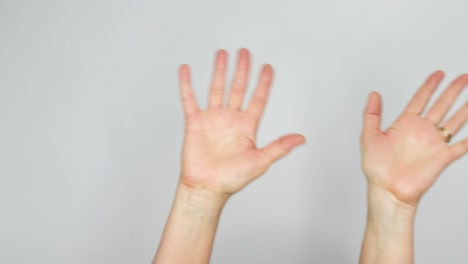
[178,49,305,199]
[361,71,468,207]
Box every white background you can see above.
[0,0,467,263]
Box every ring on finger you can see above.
[438,127,452,143]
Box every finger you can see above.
[403,71,444,114]
[426,73,468,124]
[179,64,199,118]
[363,91,382,135]
[208,50,228,108]
[255,134,306,169]
[450,138,468,161]
[441,102,468,136]
[227,48,251,109]
[246,64,273,120]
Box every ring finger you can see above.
[440,102,468,139]
[426,74,468,124]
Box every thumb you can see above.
[363,91,383,135]
[255,134,306,169]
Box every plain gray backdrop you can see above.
[0,0,467,263]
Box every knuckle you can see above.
[253,93,267,104]
[414,92,429,103]
[182,93,194,102]
[211,82,224,91]
[438,96,451,107]
[450,115,463,125]
[451,83,464,92]
[231,79,245,90]
[254,151,270,169]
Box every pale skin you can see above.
[360,71,468,264]
[153,48,467,263]
[153,49,305,264]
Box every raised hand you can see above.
[179,48,305,198]
[361,71,468,206]
[154,49,304,264]
[359,72,467,264]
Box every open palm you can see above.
[362,71,468,206]
[178,49,305,196]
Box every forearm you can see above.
[153,183,229,264]
[360,187,417,264]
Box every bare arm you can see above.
[360,187,416,263]
[153,49,305,264]
[359,71,468,263]
[154,185,227,264]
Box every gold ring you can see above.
[438,127,452,143]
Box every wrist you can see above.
[155,182,228,264]
[361,185,416,264]
[366,185,417,231]
[175,183,230,213]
